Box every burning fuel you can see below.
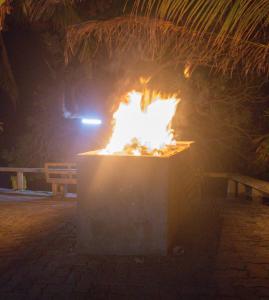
[99,88,180,156]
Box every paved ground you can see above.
[214,199,269,299]
[0,194,269,299]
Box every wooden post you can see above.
[227,180,237,197]
[17,171,24,191]
[59,184,67,196]
[252,189,263,204]
[238,183,246,197]
[52,183,58,195]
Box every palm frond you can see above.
[66,16,269,75]
[0,32,18,104]
[132,0,269,51]
[22,0,81,29]
[0,0,11,30]
[130,0,269,75]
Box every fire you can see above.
[184,63,191,79]
[100,89,180,156]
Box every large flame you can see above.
[100,89,180,156]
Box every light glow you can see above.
[81,118,102,125]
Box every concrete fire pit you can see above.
[77,142,203,255]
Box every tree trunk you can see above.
[0,31,18,105]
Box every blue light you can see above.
[81,118,102,125]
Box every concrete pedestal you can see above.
[77,144,205,255]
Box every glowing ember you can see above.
[100,89,180,156]
[184,63,191,79]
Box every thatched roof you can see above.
[65,14,269,75]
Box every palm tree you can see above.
[0,1,268,170]
[1,0,268,103]
[66,0,269,75]
[135,0,269,76]
[0,0,11,30]
[0,0,80,105]
[0,0,117,106]
[0,0,18,105]
[0,32,18,104]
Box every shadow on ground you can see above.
[0,194,221,299]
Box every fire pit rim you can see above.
[79,141,194,158]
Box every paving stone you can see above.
[27,284,44,299]
[247,263,269,278]
[1,196,269,298]
[256,287,269,297]
[0,292,27,300]
[235,278,269,288]
[215,269,248,280]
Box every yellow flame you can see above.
[139,76,151,85]
[100,89,180,156]
[184,63,191,79]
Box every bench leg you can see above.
[51,184,67,197]
[52,183,58,195]
[59,185,67,196]
[252,189,263,204]
[227,180,237,198]
[238,183,247,197]
[17,171,24,191]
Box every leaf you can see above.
[131,0,269,74]
[65,16,269,75]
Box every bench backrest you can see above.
[44,163,77,185]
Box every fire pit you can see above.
[77,83,206,255]
[77,142,204,255]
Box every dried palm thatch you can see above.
[132,0,269,75]
[132,0,269,47]
[0,0,11,30]
[21,0,82,29]
[66,16,269,75]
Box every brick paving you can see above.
[213,199,269,299]
[1,195,269,299]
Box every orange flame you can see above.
[184,63,191,79]
[100,88,180,156]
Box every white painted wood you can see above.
[227,180,237,197]
[0,167,44,173]
[17,171,24,191]
[52,183,58,195]
[59,185,67,195]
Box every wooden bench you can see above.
[227,174,269,203]
[206,172,269,203]
[0,167,44,191]
[44,163,77,196]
